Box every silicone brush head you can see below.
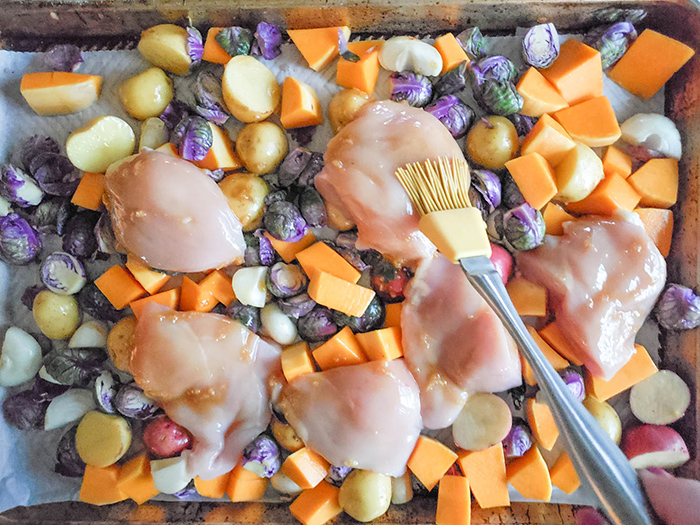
[395,156,491,262]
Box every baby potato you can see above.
[328,88,374,134]
[119,67,173,120]
[218,173,270,231]
[66,115,136,173]
[137,24,192,76]
[33,290,81,340]
[222,56,281,122]
[466,116,519,169]
[107,316,137,372]
[271,419,304,452]
[339,470,392,522]
[583,395,622,444]
[236,121,288,175]
[76,410,132,467]
[326,202,356,231]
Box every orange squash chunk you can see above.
[126,254,170,295]
[193,123,242,171]
[296,241,361,283]
[542,202,575,235]
[634,208,673,257]
[516,67,569,117]
[289,481,342,525]
[130,288,180,318]
[520,326,569,386]
[280,77,323,129]
[552,96,621,147]
[627,158,679,209]
[506,277,547,317]
[265,231,316,263]
[585,343,658,401]
[550,452,580,494]
[336,41,382,94]
[407,435,458,491]
[226,463,268,502]
[195,471,232,499]
[505,152,557,210]
[312,326,367,370]
[288,26,351,71]
[433,33,470,74]
[202,28,231,64]
[384,302,403,329]
[282,342,316,382]
[180,276,217,313]
[457,443,509,508]
[608,29,695,99]
[436,476,471,525]
[566,174,641,216]
[71,172,106,211]
[521,114,576,167]
[526,398,559,450]
[603,145,633,179]
[198,270,235,307]
[540,39,603,105]
[281,447,330,490]
[355,326,403,361]
[95,265,147,310]
[117,453,159,505]
[79,464,127,505]
[308,271,376,318]
[538,321,584,366]
[506,446,552,502]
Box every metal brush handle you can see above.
[459,256,655,525]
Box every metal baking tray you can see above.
[0,0,698,523]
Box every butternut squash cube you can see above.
[433,33,470,74]
[312,326,367,370]
[336,41,382,94]
[602,145,633,179]
[552,96,621,147]
[457,443,509,508]
[521,114,576,168]
[280,77,323,129]
[634,208,673,257]
[506,446,552,502]
[288,26,351,71]
[566,174,641,216]
[540,39,603,105]
[504,152,557,210]
[542,202,575,236]
[549,452,580,494]
[71,172,106,211]
[627,158,679,208]
[585,343,658,401]
[516,67,569,117]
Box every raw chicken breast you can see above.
[279,360,422,477]
[315,100,465,266]
[130,304,282,480]
[105,150,245,273]
[402,254,522,429]
[517,214,666,380]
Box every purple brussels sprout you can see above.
[326,465,352,487]
[502,420,532,458]
[55,425,86,477]
[298,307,339,343]
[279,148,313,187]
[277,293,317,318]
[27,197,72,233]
[522,23,560,69]
[186,27,204,66]
[172,115,213,161]
[655,284,700,330]
[434,60,469,97]
[43,44,83,72]
[0,164,43,207]
[424,95,475,138]
[173,485,198,499]
[500,172,526,208]
[266,262,308,298]
[335,231,359,250]
[456,27,486,60]
[29,152,80,197]
[41,251,86,295]
[94,210,117,254]
[2,388,48,429]
[508,113,538,137]
[193,71,229,125]
[114,383,159,419]
[93,370,121,413]
[62,212,99,259]
[503,203,545,251]
[215,26,254,56]
[288,126,317,148]
[469,169,502,216]
[242,434,281,478]
[333,295,385,333]
[299,187,327,227]
[0,213,41,265]
[226,300,262,333]
[43,347,106,387]
[560,369,586,402]
[486,207,506,243]
[471,55,517,84]
[20,135,61,172]
[585,22,637,69]
[469,56,523,116]
[298,152,324,187]
[245,229,275,266]
[78,283,123,323]
[254,22,282,60]
[263,201,308,242]
[389,71,433,107]
[159,99,192,129]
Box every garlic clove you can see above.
[45,389,97,430]
[151,451,193,494]
[68,320,109,348]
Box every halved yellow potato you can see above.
[76,411,132,467]
[137,24,192,75]
[222,55,281,122]
[20,72,102,116]
[66,116,136,173]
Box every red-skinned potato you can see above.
[489,243,513,285]
[143,415,192,458]
[622,424,690,469]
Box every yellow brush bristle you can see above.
[395,157,472,216]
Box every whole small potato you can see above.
[466,116,519,169]
[218,172,270,231]
[107,316,137,371]
[339,470,392,522]
[119,67,173,120]
[271,419,304,452]
[223,56,281,122]
[33,290,81,340]
[583,395,622,444]
[328,88,374,134]
[326,202,356,231]
[236,122,288,175]
[137,24,192,76]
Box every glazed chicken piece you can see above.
[315,100,466,266]
[130,304,282,480]
[105,150,245,273]
[278,360,423,477]
[401,254,522,430]
[517,214,666,380]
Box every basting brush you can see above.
[395,156,654,525]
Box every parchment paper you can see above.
[0,34,665,514]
